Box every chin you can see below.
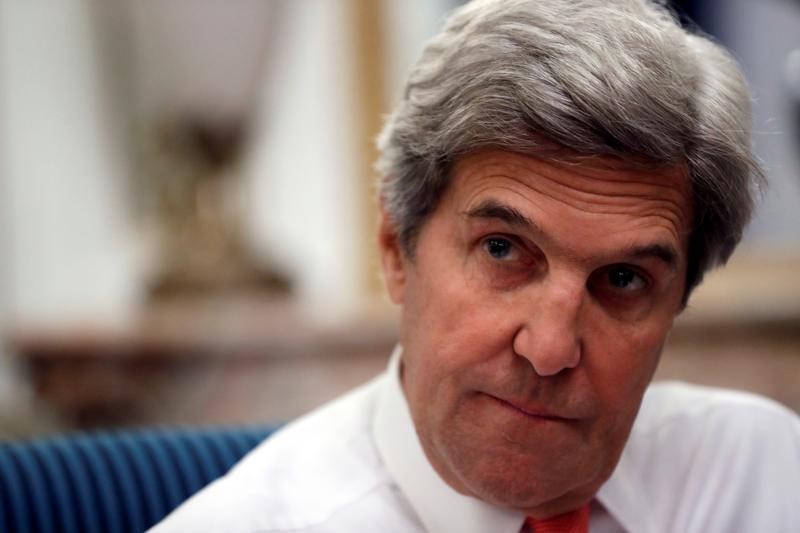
[468,467,602,517]
[441,439,609,513]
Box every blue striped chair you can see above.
[0,425,280,533]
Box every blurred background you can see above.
[0,0,797,439]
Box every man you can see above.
[152,0,800,531]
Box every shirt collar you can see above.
[372,346,525,533]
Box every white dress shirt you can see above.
[151,348,800,532]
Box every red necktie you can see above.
[521,504,589,533]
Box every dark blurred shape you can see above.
[7,295,397,430]
[122,1,291,299]
[141,115,291,298]
[182,117,246,170]
[669,0,712,33]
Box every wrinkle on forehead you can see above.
[450,150,693,256]
[456,151,688,201]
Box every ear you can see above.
[377,201,407,305]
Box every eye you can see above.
[588,264,654,318]
[476,234,542,287]
[607,266,646,291]
[483,237,517,260]
[593,264,649,295]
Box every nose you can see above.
[512,281,583,376]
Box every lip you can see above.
[486,394,572,421]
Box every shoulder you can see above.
[628,381,800,480]
[150,375,415,533]
[633,380,800,445]
[620,381,800,530]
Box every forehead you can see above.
[444,150,693,262]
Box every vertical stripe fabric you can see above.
[0,425,278,533]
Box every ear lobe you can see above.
[377,203,407,305]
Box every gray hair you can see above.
[376,0,763,297]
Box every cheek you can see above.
[400,272,518,412]
[402,263,511,356]
[582,326,665,475]
[586,320,666,417]
[401,299,502,393]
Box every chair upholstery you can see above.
[0,425,279,533]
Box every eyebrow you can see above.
[464,198,679,270]
[622,243,678,270]
[464,199,539,231]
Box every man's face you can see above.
[379,150,692,518]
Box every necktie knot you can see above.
[522,504,589,533]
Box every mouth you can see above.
[485,394,572,422]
